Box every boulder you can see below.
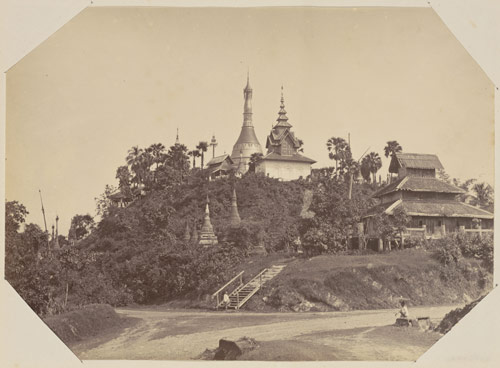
[213,337,258,360]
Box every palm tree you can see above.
[188,149,201,169]
[383,140,403,158]
[248,152,264,173]
[147,143,166,170]
[473,182,494,208]
[126,146,143,167]
[360,158,372,182]
[166,143,190,175]
[327,137,350,170]
[197,141,209,168]
[363,152,382,183]
[115,165,132,190]
[126,146,144,187]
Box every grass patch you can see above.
[255,249,491,312]
[44,304,125,345]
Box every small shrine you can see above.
[229,188,241,228]
[199,197,218,246]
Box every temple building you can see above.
[256,88,316,181]
[206,154,234,181]
[231,74,263,175]
[198,197,219,246]
[364,153,494,242]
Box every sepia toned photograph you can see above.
[2,2,497,364]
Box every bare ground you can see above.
[73,305,457,361]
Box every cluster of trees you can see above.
[115,142,191,198]
[324,138,402,187]
[442,175,494,211]
[5,133,494,315]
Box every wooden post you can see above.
[378,238,383,252]
[216,293,220,310]
[357,223,364,250]
[441,224,446,237]
[422,225,427,239]
[237,292,240,309]
[64,282,69,310]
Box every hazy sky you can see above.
[6,7,494,234]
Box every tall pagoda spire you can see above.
[243,71,253,127]
[175,128,180,145]
[229,188,241,227]
[275,85,291,127]
[231,73,263,174]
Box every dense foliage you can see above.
[6,136,494,317]
[431,233,493,272]
[300,178,377,255]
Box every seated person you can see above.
[396,300,410,318]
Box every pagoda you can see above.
[231,73,263,174]
[229,188,241,228]
[198,197,218,246]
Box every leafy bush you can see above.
[429,233,493,272]
[435,296,485,334]
[404,237,428,249]
[433,238,462,266]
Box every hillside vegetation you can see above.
[5,138,494,316]
[244,249,492,312]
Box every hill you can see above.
[238,249,492,312]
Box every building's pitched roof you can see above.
[373,176,464,198]
[387,199,493,219]
[266,129,300,149]
[207,154,233,167]
[260,152,316,163]
[389,153,444,173]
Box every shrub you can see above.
[431,236,462,266]
[435,296,485,334]
[404,237,428,249]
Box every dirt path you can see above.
[76,305,456,360]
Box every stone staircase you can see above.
[216,264,286,310]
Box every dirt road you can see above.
[76,305,457,361]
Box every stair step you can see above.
[217,264,288,310]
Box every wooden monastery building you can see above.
[206,154,234,181]
[364,153,494,240]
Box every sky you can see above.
[5,6,494,235]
